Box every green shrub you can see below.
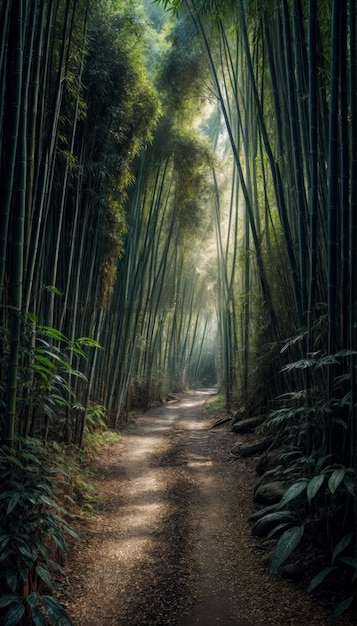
[0,438,76,625]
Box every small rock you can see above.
[251,511,295,538]
[280,563,304,581]
[254,481,286,505]
[260,549,275,565]
[231,416,263,433]
[254,466,284,491]
[231,437,273,458]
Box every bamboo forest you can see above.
[1,0,357,624]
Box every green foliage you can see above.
[258,335,357,615]
[171,132,215,236]
[85,403,107,432]
[201,392,225,414]
[81,403,121,455]
[157,15,209,116]
[0,438,76,625]
[269,525,305,575]
[80,2,161,304]
[0,314,100,443]
[307,531,357,617]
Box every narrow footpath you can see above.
[66,390,354,626]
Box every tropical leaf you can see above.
[278,480,307,509]
[334,595,354,617]
[35,565,54,588]
[3,604,25,626]
[0,595,20,608]
[331,532,353,564]
[25,592,40,608]
[5,571,18,593]
[306,474,325,503]
[267,521,294,539]
[43,595,74,626]
[339,556,357,581]
[343,475,356,497]
[328,468,345,494]
[308,567,334,592]
[269,525,304,575]
[7,493,21,515]
[31,606,48,626]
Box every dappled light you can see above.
[0,0,356,624]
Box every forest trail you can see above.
[66,390,352,626]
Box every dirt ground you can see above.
[65,389,356,626]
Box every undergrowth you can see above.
[0,406,121,626]
[201,392,226,415]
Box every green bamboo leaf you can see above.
[281,358,317,371]
[334,349,357,357]
[278,480,307,509]
[328,468,345,494]
[269,525,304,575]
[37,326,69,343]
[70,369,88,381]
[308,567,334,592]
[76,337,102,348]
[332,532,353,564]
[3,604,25,626]
[41,285,63,296]
[306,474,325,503]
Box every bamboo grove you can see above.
[0,0,217,449]
[1,0,357,622]
[161,0,357,615]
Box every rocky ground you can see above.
[65,389,356,626]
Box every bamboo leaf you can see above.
[41,285,63,296]
[281,359,317,371]
[37,326,69,343]
[76,337,102,348]
[269,525,304,575]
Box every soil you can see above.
[65,389,356,626]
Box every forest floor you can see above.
[65,389,356,626]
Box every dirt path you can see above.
[66,390,354,626]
